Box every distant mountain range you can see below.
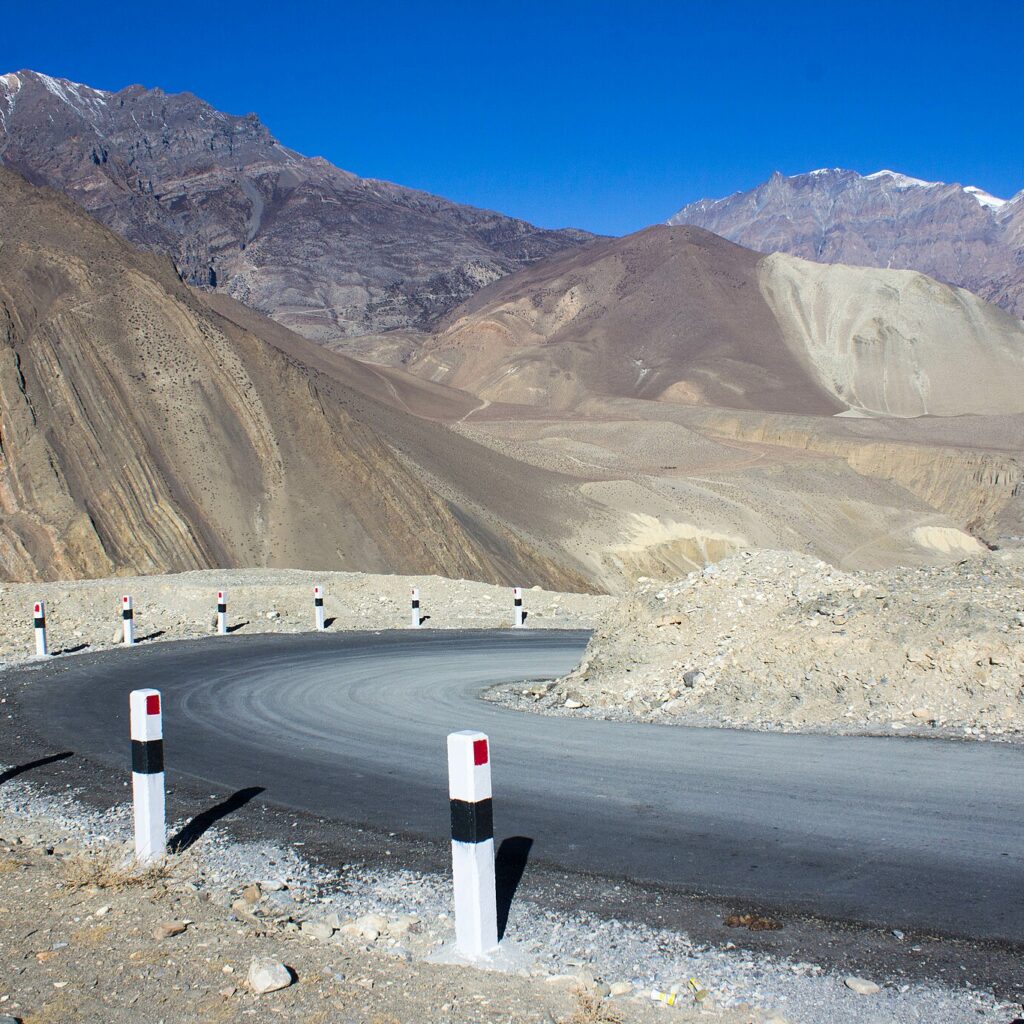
[0,70,593,342]
[670,168,1024,320]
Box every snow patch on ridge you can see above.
[865,169,939,189]
[963,185,1006,209]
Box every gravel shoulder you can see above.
[0,769,1017,1024]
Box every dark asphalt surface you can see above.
[6,630,1024,952]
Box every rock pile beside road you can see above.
[517,550,1024,738]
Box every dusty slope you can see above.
[670,168,1024,320]
[0,70,594,342]
[760,253,1024,416]
[500,550,1024,738]
[414,225,1024,417]
[414,226,843,414]
[0,167,594,587]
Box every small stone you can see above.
[300,920,335,941]
[911,708,932,721]
[247,957,293,994]
[844,975,881,995]
[242,884,261,904]
[218,986,236,998]
[153,921,188,940]
[386,914,420,938]
[683,669,705,688]
[609,981,633,997]
[564,699,584,709]
[266,611,280,620]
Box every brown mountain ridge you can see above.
[0,165,594,586]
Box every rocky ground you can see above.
[492,550,1024,739]
[0,568,612,668]
[0,774,1015,1024]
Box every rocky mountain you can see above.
[0,70,593,344]
[412,224,1024,417]
[0,165,595,586]
[669,168,1024,320]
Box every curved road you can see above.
[10,630,1024,943]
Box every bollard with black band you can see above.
[33,600,48,658]
[513,587,525,628]
[447,729,499,957]
[314,585,325,631]
[216,589,227,636]
[130,688,166,864]
[122,594,135,646]
[410,587,422,628]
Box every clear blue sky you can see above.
[2,1,1021,235]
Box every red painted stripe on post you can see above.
[473,739,489,766]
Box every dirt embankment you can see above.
[508,550,1024,738]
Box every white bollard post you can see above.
[314,585,325,631]
[122,595,135,646]
[410,587,422,628]
[33,600,48,658]
[513,587,525,628]
[130,688,166,864]
[447,730,498,958]
[216,589,228,636]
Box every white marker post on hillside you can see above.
[33,600,48,658]
[216,589,228,636]
[513,587,525,628]
[447,730,498,958]
[410,587,422,628]
[130,688,166,864]
[122,595,135,646]
[314,585,325,631]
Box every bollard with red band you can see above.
[447,730,498,957]
[216,590,228,636]
[33,600,48,658]
[313,585,325,631]
[513,587,525,628]
[122,595,135,646]
[410,587,422,629]
[130,688,166,864]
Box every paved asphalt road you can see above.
[10,630,1024,944]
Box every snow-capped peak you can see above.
[962,185,1006,209]
[865,169,939,189]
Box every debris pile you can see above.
[522,550,1024,738]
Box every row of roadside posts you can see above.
[31,584,530,655]
[131,698,499,956]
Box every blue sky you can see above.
[2,1,1021,235]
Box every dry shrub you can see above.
[564,990,623,1024]
[59,846,170,892]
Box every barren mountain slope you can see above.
[414,225,1024,418]
[759,253,1024,416]
[413,226,844,414]
[0,70,593,343]
[0,167,594,586]
[670,168,1024,319]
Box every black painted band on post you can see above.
[450,797,493,844]
[122,608,134,620]
[314,597,324,607]
[412,600,420,609]
[131,738,164,775]
[217,603,226,613]
[34,616,45,629]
